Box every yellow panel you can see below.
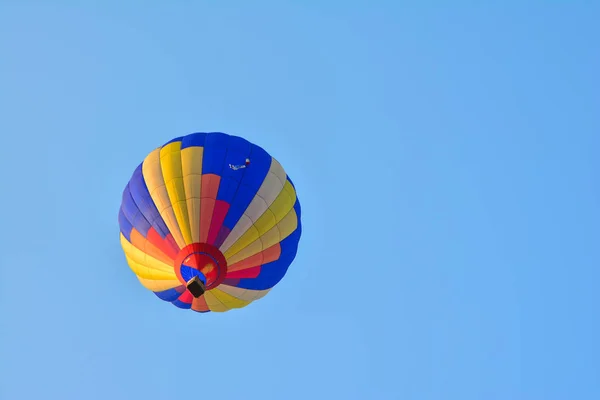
[218,285,271,302]
[160,142,192,245]
[271,208,298,243]
[180,146,203,243]
[129,229,173,265]
[210,288,251,308]
[203,291,230,312]
[225,236,263,264]
[142,148,186,248]
[224,181,296,259]
[219,158,286,252]
[225,208,297,260]
[219,214,254,253]
[120,234,175,275]
[137,276,181,292]
[257,180,296,233]
[254,209,298,251]
[125,255,178,281]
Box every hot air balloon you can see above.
[118,132,302,312]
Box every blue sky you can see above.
[0,2,598,399]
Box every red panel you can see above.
[129,228,173,265]
[178,290,193,304]
[201,174,221,199]
[207,200,230,245]
[199,198,215,243]
[165,234,180,255]
[226,265,261,279]
[199,174,221,243]
[146,227,179,260]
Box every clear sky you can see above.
[0,2,598,399]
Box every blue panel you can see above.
[292,192,302,222]
[288,177,301,220]
[215,176,239,204]
[129,164,170,238]
[118,208,133,242]
[180,266,207,284]
[154,287,183,302]
[121,184,152,237]
[222,145,272,229]
[293,201,303,246]
[172,299,192,309]
[214,135,251,202]
[234,226,302,290]
[181,132,207,149]
[287,178,302,225]
[287,176,296,190]
[202,132,229,175]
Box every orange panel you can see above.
[129,228,175,265]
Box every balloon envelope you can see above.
[118,132,302,312]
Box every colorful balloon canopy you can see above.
[118,132,302,313]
